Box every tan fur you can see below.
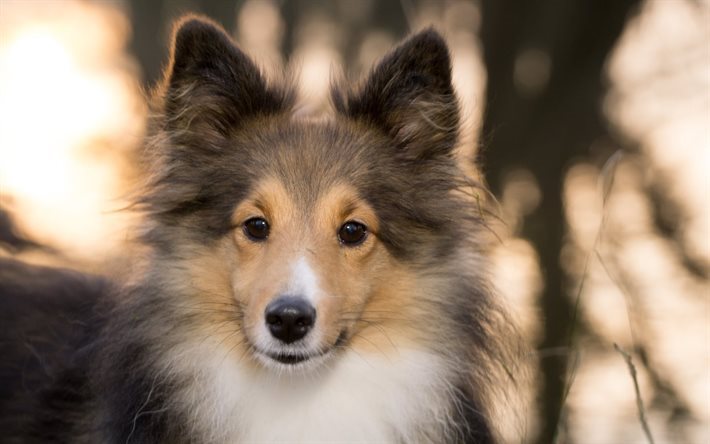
[237,180,387,354]
[173,177,430,369]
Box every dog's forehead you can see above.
[238,119,384,202]
[241,176,371,228]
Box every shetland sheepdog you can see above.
[0,16,519,443]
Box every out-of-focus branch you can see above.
[0,206,45,252]
[596,245,695,438]
[613,343,656,444]
[645,177,708,280]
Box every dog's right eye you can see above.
[244,218,269,241]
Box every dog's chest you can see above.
[180,348,451,443]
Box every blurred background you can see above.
[0,0,707,442]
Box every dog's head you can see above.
[142,17,481,372]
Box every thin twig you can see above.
[555,151,625,441]
[613,343,656,444]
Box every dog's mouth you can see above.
[256,330,348,367]
[267,352,313,365]
[257,348,330,367]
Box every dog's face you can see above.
[145,17,471,372]
[231,175,386,366]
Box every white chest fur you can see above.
[170,344,453,443]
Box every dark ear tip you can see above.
[389,27,452,83]
[400,28,450,59]
[406,28,449,50]
[171,15,231,58]
[174,14,226,38]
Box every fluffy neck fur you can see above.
[166,339,455,443]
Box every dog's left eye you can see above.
[338,221,367,246]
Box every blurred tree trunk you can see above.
[478,1,640,442]
[281,0,408,74]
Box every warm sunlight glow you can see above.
[0,1,142,262]
[1,29,101,199]
[560,0,710,437]
[0,1,705,438]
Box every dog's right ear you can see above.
[161,16,292,134]
[332,29,459,160]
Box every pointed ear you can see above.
[332,29,459,159]
[161,16,293,134]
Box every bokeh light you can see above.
[0,0,144,264]
[0,0,706,441]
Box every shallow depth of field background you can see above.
[0,0,707,442]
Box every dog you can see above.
[0,16,519,443]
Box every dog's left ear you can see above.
[333,29,459,159]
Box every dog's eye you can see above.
[244,218,269,241]
[338,221,367,246]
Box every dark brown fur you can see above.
[0,16,519,443]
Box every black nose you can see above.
[264,297,316,344]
